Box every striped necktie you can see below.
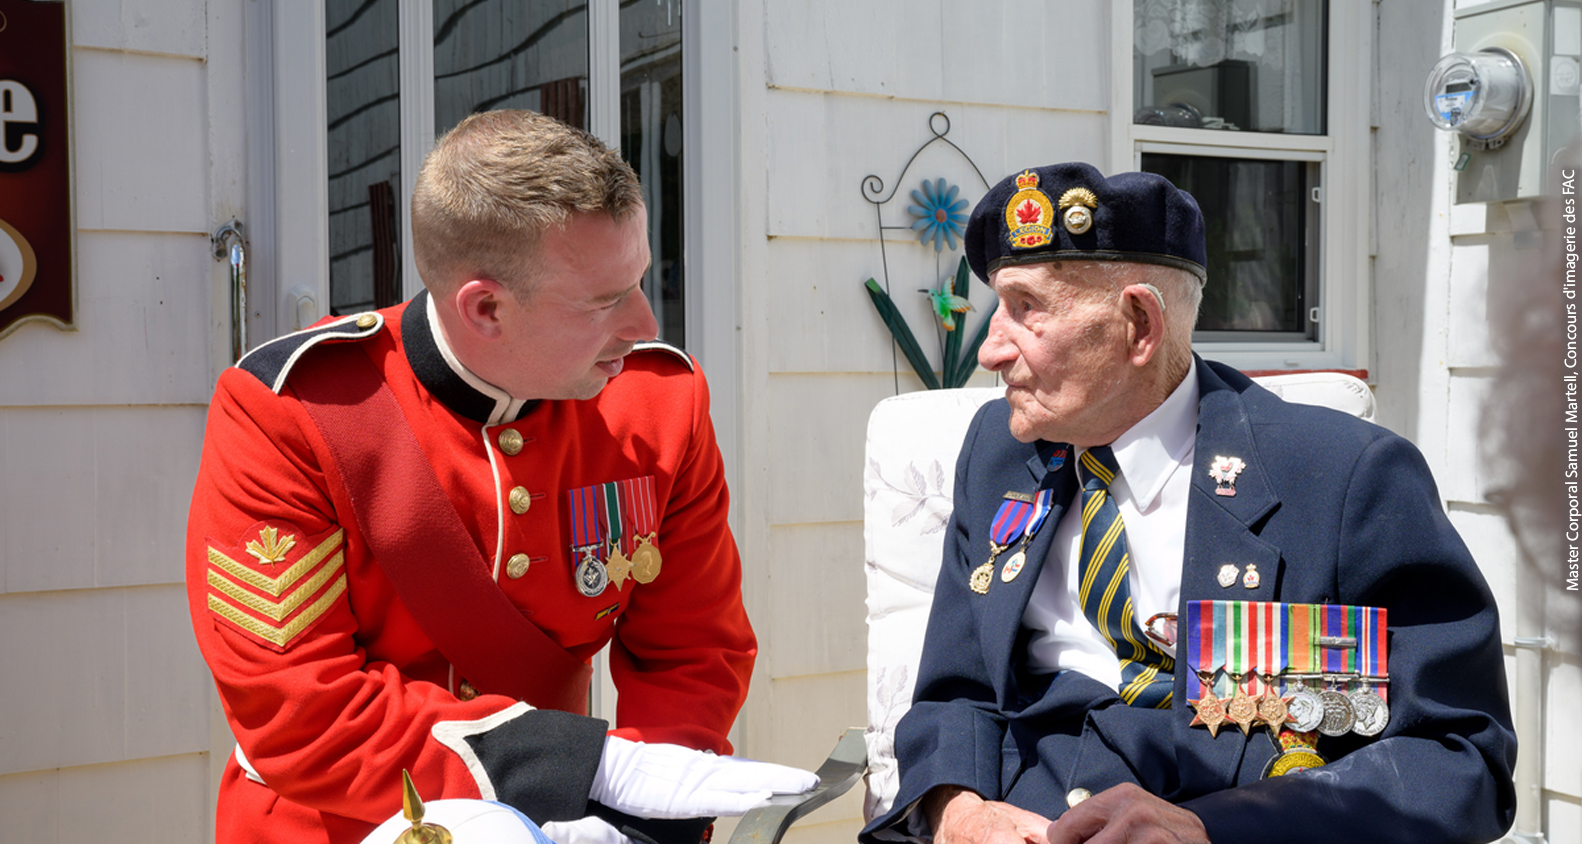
[1077,446,1175,708]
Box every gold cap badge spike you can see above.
[1058,187,1098,235]
[396,769,453,844]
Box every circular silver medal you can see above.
[1285,688,1324,732]
[576,556,609,597]
[1348,688,1390,737]
[1317,689,1356,737]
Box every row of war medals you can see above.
[1190,667,1390,738]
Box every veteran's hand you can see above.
[925,786,1053,844]
[1044,784,1208,844]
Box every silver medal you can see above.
[1317,689,1356,737]
[1285,688,1324,732]
[576,554,609,597]
[1348,688,1390,737]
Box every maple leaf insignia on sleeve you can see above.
[246,526,297,566]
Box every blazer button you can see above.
[506,553,532,579]
[508,486,532,515]
[1066,788,1092,808]
[498,429,524,456]
[458,680,479,701]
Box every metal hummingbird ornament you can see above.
[926,268,974,332]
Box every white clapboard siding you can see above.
[1369,5,1580,842]
[0,3,236,843]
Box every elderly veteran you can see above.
[859,163,1515,844]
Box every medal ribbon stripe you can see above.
[1187,600,1211,698]
[603,482,626,557]
[1076,446,1173,708]
[568,484,609,559]
[1212,599,1229,696]
[990,499,1033,547]
[626,475,657,537]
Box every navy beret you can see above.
[964,162,1207,283]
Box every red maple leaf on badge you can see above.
[1016,200,1041,225]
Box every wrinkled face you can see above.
[491,208,657,400]
[977,262,1136,447]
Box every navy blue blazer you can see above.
[861,359,1515,844]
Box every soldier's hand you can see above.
[541,816,638,844]
[1045,783,1208,844]
[589,736,819,819]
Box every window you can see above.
[316,0,689,347]
[1119,0,1369,369]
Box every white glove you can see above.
[541,816,639,844]
[589,737,820,820]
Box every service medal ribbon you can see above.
[567,484,607,562]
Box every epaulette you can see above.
[630,339,694,371]
[236,312,386,394]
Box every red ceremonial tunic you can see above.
[185,293,755,843]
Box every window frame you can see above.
[1108,1,1373,373]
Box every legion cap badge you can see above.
[1004,170,1054,250]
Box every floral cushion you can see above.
[862,387,1002,820]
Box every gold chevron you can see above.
[208,574,348,648]
[208,549,346,622]
[208,528,345,597]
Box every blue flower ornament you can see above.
[908,178,969,252]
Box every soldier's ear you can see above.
[452,279,510,340]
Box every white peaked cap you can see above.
[359,799,558,844]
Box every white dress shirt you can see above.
[1022,359,1199,688]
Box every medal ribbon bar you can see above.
[568,484,607,562]
[1185,601,1389,701]
[602,481,627,557]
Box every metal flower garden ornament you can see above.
[860,115,993,391]
[908,177,969,252]
[863,251,990,390]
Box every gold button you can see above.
[458,680,479,701]
[506,553,532,579]
[509,486,533,515]
[497,429,523,455]
[1066,788,1092,808]
[355,313,377,329]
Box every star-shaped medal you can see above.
[1225,685,1261,735]
[1256,686,1294,732]
[1189,693,1229,738]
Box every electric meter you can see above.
[1422,48,1533,148]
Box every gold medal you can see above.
[630,532,662,584]
[1263,747,1327,778]
[969,561,993,594]
[606,539,633,590]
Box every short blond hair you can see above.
[411,110,644,297]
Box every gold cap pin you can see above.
[396,769,454,844]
